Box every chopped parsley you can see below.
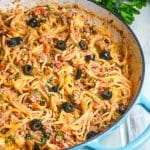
[99,95,104,100]
[5,135,15,144]
[99,107,103,112]
[56,131,64,137]
[47,94,53,98]
[56,131,64,141]
[33,142,40,150]
[15,72,20,80]
[25,134,34,140]
[46,5,51,11]
[49,76,54,81]
[40,134,50,145]
[40,17,48,23]
[34,89,40,93]
[35,134,50,147]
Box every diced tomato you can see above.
[7,29,15,36]
[78,64,84,69]
[39,7,45,15]
[32,103,40,110]
[57,142,65,148]
[39,36,47,43]
[31,6,45,17]
[93,102,99,109]
[0,62,6,70]
[51,139,65,148]
[43,44,49,53]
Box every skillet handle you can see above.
[138,95,150,112]
[76,95,150,150]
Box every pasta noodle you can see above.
[0,3,131,150]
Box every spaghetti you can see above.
[0,3,131,150]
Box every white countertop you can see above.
[101,4,150,150]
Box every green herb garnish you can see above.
[49,76,54,81]
[25,134,34,140]
[34,88,40,93]
[5,135,15,144]
[40,134,50,145]
[46,5,51,11]
[93,0,147,24]
[34,142,41,150]
[56,131,64,141]
[56,131,64,137]
[15,72,20,80]
[99,107,103,112]
[48,94,53,97]
[40,17,48,23]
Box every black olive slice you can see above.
[7,37,23,47]
[87,131,97,139]
[29,119,42,131]
[75,69,82,80]
[79,40,88,50]
[85,55,95,62]
[49,86,58,92]
[23,64,32,75]
[56,40,66,51]
[101,90,112,100]
[99,50,111,60]
[27,17,40,28]
[61,102,75,113]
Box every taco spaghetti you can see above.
[0,3,131,150]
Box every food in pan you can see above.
[0,3,131,150]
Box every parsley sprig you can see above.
[93,0,147,24]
